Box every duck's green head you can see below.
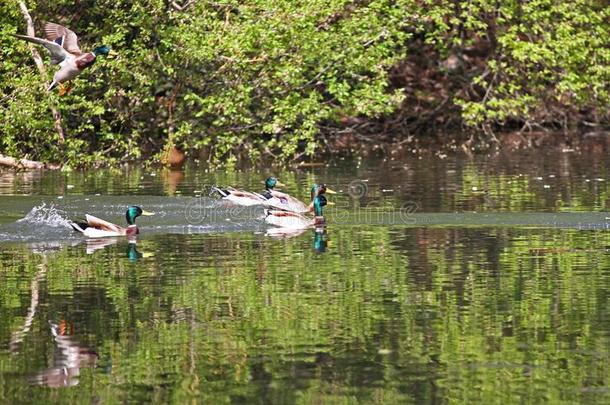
[311,183,337,200]
[265,177,285,190]
[93,45,110,57]
[313,195,328,216]
[126,205,154,225]
[310,183,319,201]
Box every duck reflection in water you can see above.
[313,228,328,253]
[28,320,98,388]
[82,237,152,262]
[126,239,154,261]
[265,227,329,253]
[126,241,154,261]
[85,237,121,254]
[264,227,308,238]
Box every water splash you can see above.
[17,203,71,229]
[0,203,75,245]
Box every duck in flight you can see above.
[15,22,112,94]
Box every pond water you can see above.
[0,151,609,403]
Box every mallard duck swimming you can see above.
[265,184,334,229]
[70,206,154,238]
[212,177,286,206]
[309,183,336,210]
[265,194,329,229]
[263,182,336,213]
[15,22,111,94]
[262,192,309,213]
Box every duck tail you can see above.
[47,80,59,92]
[211,186,230,197]
[70,221,88,233]
[253,191,268,200]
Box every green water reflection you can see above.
[0,153,609,403]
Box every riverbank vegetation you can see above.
[1,0,608,167]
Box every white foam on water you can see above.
[17,203,72,229]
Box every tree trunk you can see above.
[0,154,60,169]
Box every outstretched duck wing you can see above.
[14,34,70,65]
[44,22,82,55]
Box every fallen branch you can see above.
[17,1,65,144]
[0,154,60,170]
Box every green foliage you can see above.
[0,0,607,166]
[447,0,609,128]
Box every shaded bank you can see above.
[323,130,610,158]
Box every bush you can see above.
[0,0,607,167]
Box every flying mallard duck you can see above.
[15,22,111,94]
[70,206,154,238]
[212,177,286,206]
[265,184,334,229]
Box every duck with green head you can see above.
[15,22,112,95]
[213,176,286,206]
[260,177,284,199]
[265,183,335,229]
[307,183,336,214]
[263,181,336,213]
[70,206,154,238]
